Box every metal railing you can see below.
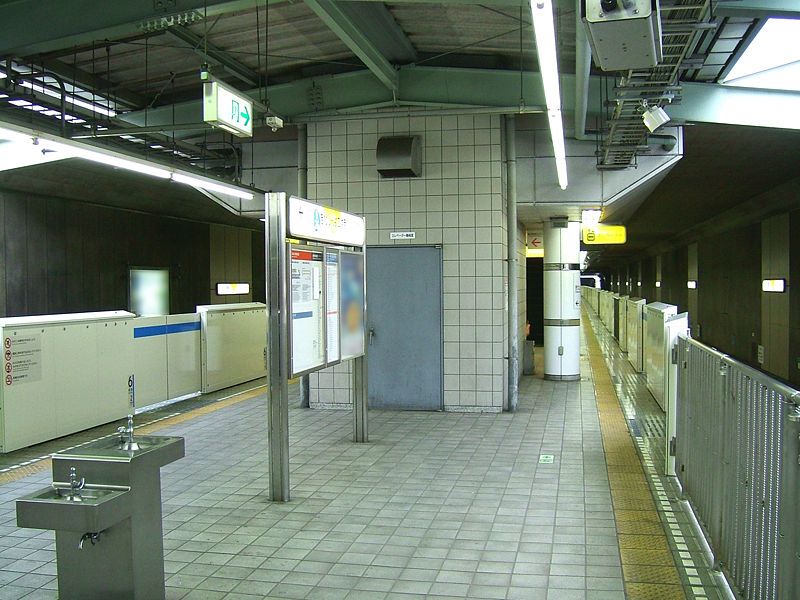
[676,335,800,600]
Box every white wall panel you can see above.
[166,314,202,399]
[198,303,267,393]
[132,317,168,409]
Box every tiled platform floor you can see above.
[0,321,722,599]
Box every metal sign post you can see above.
[266,192,290,501]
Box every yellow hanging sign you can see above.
[582,224,627,245]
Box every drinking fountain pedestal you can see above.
[16,435,184,600]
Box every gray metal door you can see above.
[366,246,442,410]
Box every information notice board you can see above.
[289,245,326,376]
[339,251,366,361]
[324,248,341,365]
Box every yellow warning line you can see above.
[583,313,687,600]
[0,386,266,486]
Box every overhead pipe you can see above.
[504,115,519,413]
[574,0,592,141]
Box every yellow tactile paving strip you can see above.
[0,385,266,486]
[584,315,687,600]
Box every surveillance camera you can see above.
[642,105,670,133]
[265,116,283,132]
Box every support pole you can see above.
[266,192,290,501]
[505,115,519,412]
[353,245,368,442]
[543,217,581,381]
[352,356,368,442]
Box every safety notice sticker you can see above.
[3,333,43,385]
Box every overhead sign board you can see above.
[203,79,253,138]
[287,196,366,247]
[582,224,627,245]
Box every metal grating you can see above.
[598,0,712,168]
[675,335,800,600]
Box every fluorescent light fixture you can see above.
[762,278,786,293]
[581,209,602,225]
[68,146,171,178]
[655,281,661,288]
[687,280,697,290]
[18,79,116,117]
[531,0,568,190]
[217,282,251,295]
[637,280,641,287]
[0,122,255,198]
[171,172,254,199]
[723,18,800,92]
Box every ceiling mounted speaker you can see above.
[642,106,670,132]
[581,0,662,71]
[376,136,422,178]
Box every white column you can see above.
[543,217,581,381]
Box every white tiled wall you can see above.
[306,114,509,412]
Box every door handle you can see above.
[369,327,375,345]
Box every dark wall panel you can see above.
[641,257,656,302]
[661,246,688,313]
[0,188,216,318]
[697,223,761,366]
[790,209,800,387]
[251,231,266,303]
[5,194,27,316]
[526,258,544,342]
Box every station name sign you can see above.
[202,77,253,138]
[287,196,366,247]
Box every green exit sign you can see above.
[203,79,252,138]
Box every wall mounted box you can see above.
[376,136,422,178]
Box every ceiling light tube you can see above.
[171,172,254,200]
[531,0,568,190]
[18,80,117,117]
[1,122,253,197]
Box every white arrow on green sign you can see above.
[203,79,253,138]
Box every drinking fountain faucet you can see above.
[117,414,140,451]
[67,467,85,502]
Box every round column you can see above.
[543,217,581,381]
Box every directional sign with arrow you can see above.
[203,78,253,138]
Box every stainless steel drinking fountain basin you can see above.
[16,487,132,533]
[57,435,184,466]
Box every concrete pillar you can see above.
[543,217,581,381]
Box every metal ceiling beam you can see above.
[715,0,800,18]
[304,0,399,92]
[167,25,260,88]
[337,3,418,65]
[0,0,284,57]
[116,65,800,132]
[119,66,558,127]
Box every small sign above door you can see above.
[390,231,416,240]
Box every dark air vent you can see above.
[376,136,422,178]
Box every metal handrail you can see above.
[679,334,800,404]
